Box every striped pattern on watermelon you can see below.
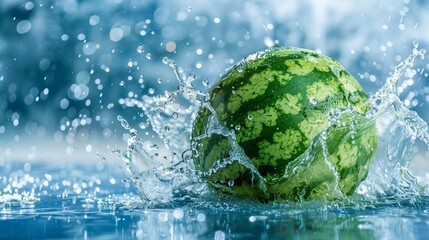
[192,47,378,201]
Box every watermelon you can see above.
[192,47,378,202]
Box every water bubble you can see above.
[145,53,152,60]
[148,88,155,94]
[249,216,256,222]
[172,112,178,118]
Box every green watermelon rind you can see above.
[192,47,378,201]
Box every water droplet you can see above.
[187,73,196,82]
[157,78,162,84]
[24,162,32,172]
[214,230,225,240]
[247,114,253,120]
[309,97,318,105]
[173,208,184,219]
[137,45,145,53]
[349,95,360,103]
[162,56,170,64]
[172,112,178,118]
[148,88,155,94]
[228,180,234,186]
[202,79,209,87]
[187,7,192,12]
[145,53,152,60]
[234,125,241,131]
[197,213,206,222]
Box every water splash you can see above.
[120,57,211,205]
[356,43,429,202]
[121,45,429,205]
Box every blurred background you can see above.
[0,0,428,171]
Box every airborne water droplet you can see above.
[235,125,241,131]
[188,73,196,82]
[162,56,169,64]
[202,79,209,87]
[137,45,144,53]
[145,53,152,60]
[247,114,253,120]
